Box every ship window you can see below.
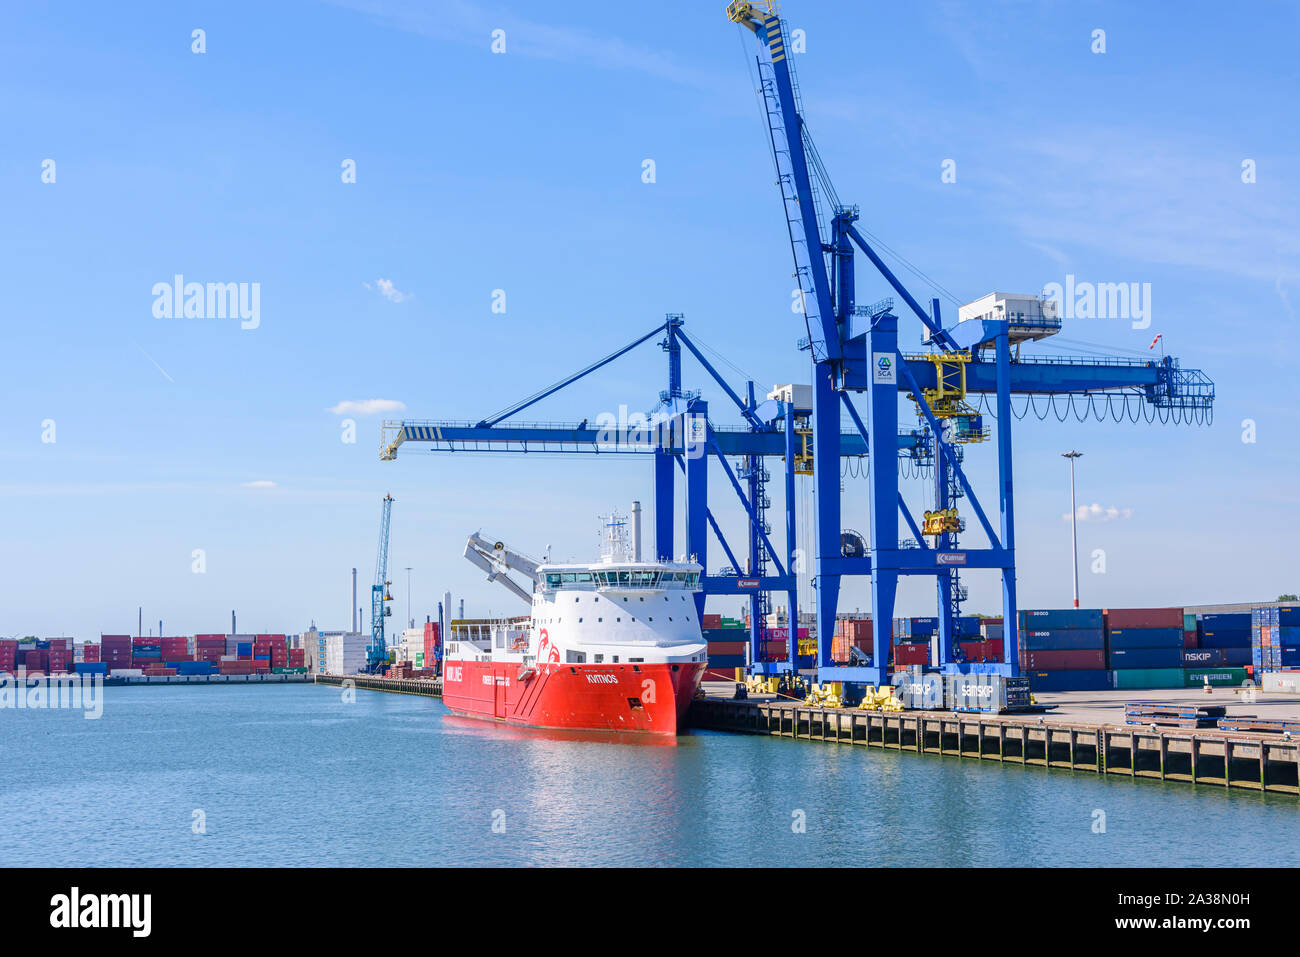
[668,617,673,621]
[629,658,644,663]
[618,571,631,584]
[576,572,593,583]
[616,617,622,622]
[648,617,653,622]
[639,597,644,602]
[561,573,576,583]
[546,574,561,587]
[597,617,603,622]
[578,618,583,623]
[613,656,619,663]
[566,650,587,664]
[594,654,604,663]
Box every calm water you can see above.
[0,683,1294,867]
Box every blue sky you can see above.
[2,0,1297,640]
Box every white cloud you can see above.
[1062,504,1133,523]
[328,398,406,416]
[363,278,412,303]
[242,480,277,488]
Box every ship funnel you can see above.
[632,501,642,562]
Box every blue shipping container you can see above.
[1026,669,1111,692]
[1019,608,1104,631]
[1021,628,1104,650]
[1108,646,1183,668]
[1201,613,1252,630]
[1107,627,1184,649]
[1280,626,1300,647]
[177,661,215,675]
[73,662,108,675]
[705,654,745,669]
[1182,648,1224,666]
[1200,631,1253,649]
[1283,647,1300,668]
[236,643,253,655]
[1223,648,1252,666]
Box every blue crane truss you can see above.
[368,493,394,673]
[726,0,1214,685]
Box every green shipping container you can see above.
[1183,612,1197,631]
[272,666,308,674]
[1110,668,1185,690]
[1183,667,1248,688]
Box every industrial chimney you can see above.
[632,500,643,562]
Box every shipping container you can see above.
[1108,646,1183,669]
[1021,628,1104,650]
[1199,631,1252,649]
[1110,668,1185,690]
[1184,667,1249,688]
[1181,648,1225,666]
[1201,612,1252,630]
[1019,649,1105,670]
[1026,669,1111,692]
[1019,608,1104,631]
[1104,607,1184,629]
[1106,627,1184,650]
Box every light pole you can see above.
[1062,451,1083,608]
[405,567,413,628]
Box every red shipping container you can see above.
[1184,630,1198,649]
[1019,649,1105,670]
[1103,607,1184,629]
[24,650,43,668]
[702,615,722,629]
[706,641,747,657]
[893,643,930,665]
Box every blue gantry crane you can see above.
[726,0,1212,686]
[367,493,395,674]
[379,1,1214,695]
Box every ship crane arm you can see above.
[463,533,539,606]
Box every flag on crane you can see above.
[1148,333,1163,350]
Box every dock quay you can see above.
[314,673,443,697]
[692,688,1300,795]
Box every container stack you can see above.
[194,635,226,665]
[101,635,133,673]
[1253,606,1299,673]
[892,616,935,667]
[132,637,161,668]
[1018,608,1108,691]
[702,617,747,674]
[160,636,190,664]
[1105,607,1185,690]
[1183,612,1198,649]
[255,634,288,671]
[46,639,71,674]
[82,642,100,663]
[1198,613,1253,670]
[0,640,16,673]
[831,617,872,663]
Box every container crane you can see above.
[728,0,1213,686]
[367,493,394,673]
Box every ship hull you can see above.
[441,659,706,735]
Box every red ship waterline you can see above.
[442,512,708,735]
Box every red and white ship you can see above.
[441,510,708,735]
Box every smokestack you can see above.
[632,500,643,562]
[352,567,357,633]
[231,610,236,634]
[138,607,142,638]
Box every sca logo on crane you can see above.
[872,353,895,386]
